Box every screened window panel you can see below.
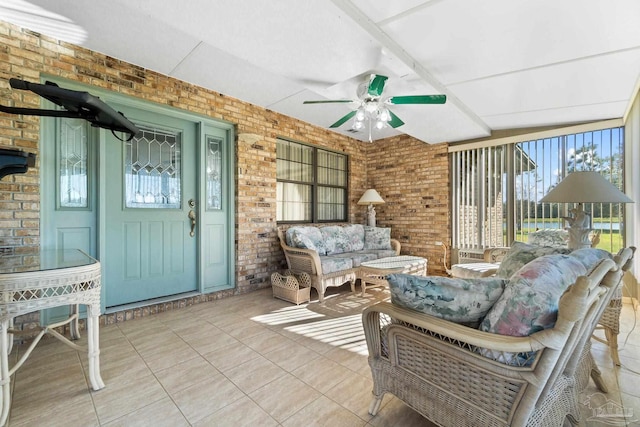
[452,127,625,253]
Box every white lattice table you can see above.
[0,249,104,426]
[358,256,427,296]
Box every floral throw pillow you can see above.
[388,274,506,324]
[364,226,392,250]
[480,254,587,337]
[495,241,570,278]
[286,227,326,255]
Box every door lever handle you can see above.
[188,209,196,237]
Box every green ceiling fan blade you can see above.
[329,110,357,128]
[388,110,405,128]
[303,100,353,104]
[368,74,388,97]
[389,95,447,105]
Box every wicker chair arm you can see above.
[483,246,511,263]
[390,239,401,255]
[363,301,540,355]
[276,228,323,275]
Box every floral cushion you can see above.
[480,254,587,337]
[388,274,506,323]
[358,249,399,259]
[569,248,612,272]
[321,225,365,255]
[319,256,353,274]
[495,242,570,278]
[364,226,392,250]
[286,226,327,255]
[328,252,377,267]
[527,229,568,248]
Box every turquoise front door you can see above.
[103,107,198,307]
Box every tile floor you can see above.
[6,286,640,427]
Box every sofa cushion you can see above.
[495,242,570,278]
[319,256,354,274]
[364,226,392,250]
[480,254,587,337]
[388,274,506,324]
[328,251,377,267]
[569,248,613,273]
[286,226,327,255]
[358,249,398,259]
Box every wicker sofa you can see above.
[277,224,400,302]
[363,246,634,427]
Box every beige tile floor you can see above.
[6,286,640,427]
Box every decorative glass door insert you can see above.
[125,126,181,209]
[206,135,222,210]
[58,118,88,208]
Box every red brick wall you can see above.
[0,22,450,299]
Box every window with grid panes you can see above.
[276,138,348,222]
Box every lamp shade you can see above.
[358,189,385,205]
[540,171,633,204]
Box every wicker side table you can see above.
[0,249,104,426]
[358,256,427,296]
[271,271,311,305]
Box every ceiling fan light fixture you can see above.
[379,108,390,122]
[303,73,446,139]
[365,102,378,114]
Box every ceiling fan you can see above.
[303,74,446,140]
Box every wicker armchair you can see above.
[363,248,634,427]
[592,248,636,366]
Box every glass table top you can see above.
[0,249,97,274]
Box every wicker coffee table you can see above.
[358,255,427,296]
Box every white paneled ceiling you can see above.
[1,0,639,144]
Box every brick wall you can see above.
[364,135,451,276]
[0,22,450,306]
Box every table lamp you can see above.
[358,189,385,227]
[540,171,633,250]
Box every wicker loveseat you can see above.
[363,246,634,427]
[277,224,400,302]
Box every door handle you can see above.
[188,209,196,237]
